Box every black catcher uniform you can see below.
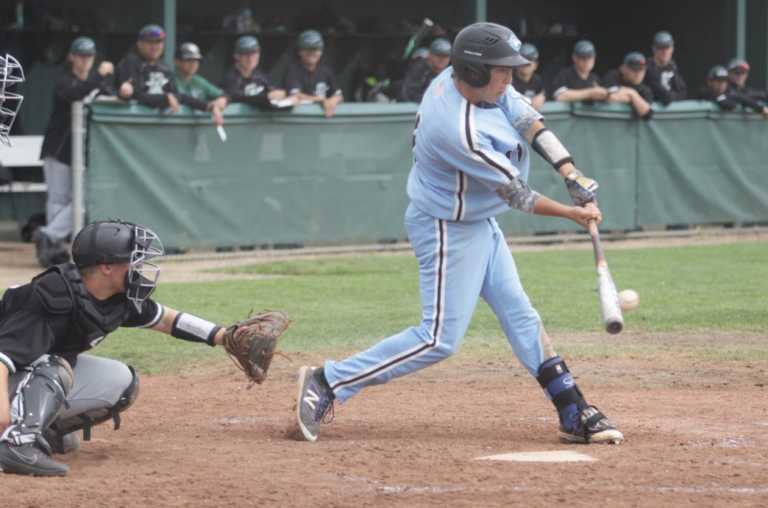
[0,221,164,476]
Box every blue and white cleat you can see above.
[295,366,335,442]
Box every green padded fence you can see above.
[85,101,768,249]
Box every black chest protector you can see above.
[32,263,128,349]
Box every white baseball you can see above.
[618,289,639,311]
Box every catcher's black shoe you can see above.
[0,441,69,476]
[559,406,624,444]
[295,366,335,442]
[43,429,81,455]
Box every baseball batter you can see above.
[0,221,288,476]
[295,22,624,445]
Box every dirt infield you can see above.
[4,336,767,508]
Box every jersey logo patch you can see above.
[146,72,169,94]
[244,83,265,96]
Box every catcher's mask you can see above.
[72,221,165,311]
[0,54,25,146]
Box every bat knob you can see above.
[606,321,623,335]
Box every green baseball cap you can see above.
[235,35,260,54]
[70,36,96,55]
[653,31,673,48]
[297,30,324,50]
[429,38,452,56]
[573,40,595,58]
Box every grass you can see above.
[90,241,767,373]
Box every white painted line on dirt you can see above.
[476,450,597,463]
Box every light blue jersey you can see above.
[407,67,542,222]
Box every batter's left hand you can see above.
[570,202,602,228]
[565,170,599,206]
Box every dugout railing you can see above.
[72,100,768,250]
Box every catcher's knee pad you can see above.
[50,365,139,441]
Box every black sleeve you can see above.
[283,64,303,96]
[399,62,427,102]
[602,70,620,88]
[121,298,163,329]
[669,69,688,101]
[637,83,654,102]
[644,65,672,105]
[54,71,104,103]
[178,93,210,111]
[116,54,139,85]
[0,303,57,372]
[548,68,569,99]
[732,90,765,112]
[326,68,342,97]
[533,74,546,95]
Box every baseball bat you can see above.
[402,18,434,60]
[588,220,624,334]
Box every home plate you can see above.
[476,450,597,463]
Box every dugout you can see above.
[1,0,765,137]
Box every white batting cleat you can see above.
[559,406,624,444]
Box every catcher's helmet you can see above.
[451,22,529,88]
[0,53,25,146]
[72,221,164,311]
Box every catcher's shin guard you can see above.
[49,365,140,442]
[0,355,74,476]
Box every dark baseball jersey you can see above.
[283,58,341,98]
[602,69,654,102]
[643,59,687,105]
[727,82,767,105]
[116,49,177,109]
[696,85,739,111]
[0,264,162,371]
[513,73,545,101]
[220,66,274,106]
[40,65,114,165]
[398,58,438,103]
[548,66,601,100]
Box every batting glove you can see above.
[565,170,599,206]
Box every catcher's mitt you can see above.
[223,310,290,386]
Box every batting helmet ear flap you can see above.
[454,61,491,87]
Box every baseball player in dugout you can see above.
[602,52,654,119]
[220,35,291,109]
[398,37,452,103]
[726,58,768,114]
[0,221,289,476]
[512,43,546,110]
[37,37,115,269]
[643,31,687,105]
[700,65,768,116]
[116,24,180,112]
[173,42,228,126]
[283,30,343,118]
[549,40,609,103]
[295,22,624,445]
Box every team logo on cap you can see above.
[507,33,521,51]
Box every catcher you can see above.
[0,220,289,476]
